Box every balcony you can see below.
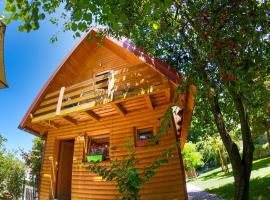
[31,67,171,129]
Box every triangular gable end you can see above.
[19,29,181,135]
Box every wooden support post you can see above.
[112,102,126,116]
[145,95,154,110]
[43,120,59,129]
[62,116,77,126]
[108,70,115,101]
[84,110,100,121]
[56,87,65,115]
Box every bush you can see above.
[253,143,270,159]
[0,135,25,199]
[182,142,204,171]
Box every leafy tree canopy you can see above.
[3,1,270,199]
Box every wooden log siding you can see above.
[38,105,186,200]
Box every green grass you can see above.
[189,157,270,200]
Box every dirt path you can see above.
[187,183,224,200]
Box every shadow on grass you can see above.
[252,157,270,171]
[200,157,270,181]
[200,170,233,181]
[207,175,270,200]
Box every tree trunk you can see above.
[230,89,254,199]
[267,129,270,151]
[218,147,228,173]
[209,93,254,200]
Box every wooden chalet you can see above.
[19,30,196,200]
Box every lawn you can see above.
[189,157,270,200]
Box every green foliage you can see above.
[197,135,230,172]
[253,143,270,159]
[0,135,25,199]
[5,155,25,199]
[182,142,204,171]
[85,145,172,200]
[21,137,44,189]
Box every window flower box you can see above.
[87,154,103,162]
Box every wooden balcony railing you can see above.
[31,69,170,123]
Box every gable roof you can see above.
[19,29,181,135]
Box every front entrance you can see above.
[56,139,74,200]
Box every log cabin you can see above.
[19,30,196,200]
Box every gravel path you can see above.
[187,183,223,200]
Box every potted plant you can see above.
[86,150,103,162]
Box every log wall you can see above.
[39,105,187,200]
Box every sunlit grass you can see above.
[189,157,270,200]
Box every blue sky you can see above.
[0,5,79,151]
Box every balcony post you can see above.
[56,87,65,115]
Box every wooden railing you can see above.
[31,66,169,123]
[34,73,112,117]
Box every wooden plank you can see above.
[32,101,96,123]
[56,87,65,115]
[180,85,196,150]
[144,95,154,110]
[40,82,107,107]
[36,90,106,115]
[111,103,126,116]
[84,110,100,121]
[62,116,78,126]
[44,73,110,100]
[165,88,171,102]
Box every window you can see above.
[86,136,110,162]
[135,127,156,147]
[95,70,112,90]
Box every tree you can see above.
[197,135,230,173]
[5,154,25,200]
[21,137,44,197]
[0,135,25,199]
[0,135,8,195]
[4,1,270,199]
[182,142,204,173]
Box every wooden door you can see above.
[56,140,74,200]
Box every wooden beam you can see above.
[56,87,65,115]
[112,103,126,116]
[144,95,154,110]
[62,116,77,126]
[165,88,171,102]
[43,120,59,129]
[84,110,100,121]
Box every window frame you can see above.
[85,134,110,162]
[134,126,158,147]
